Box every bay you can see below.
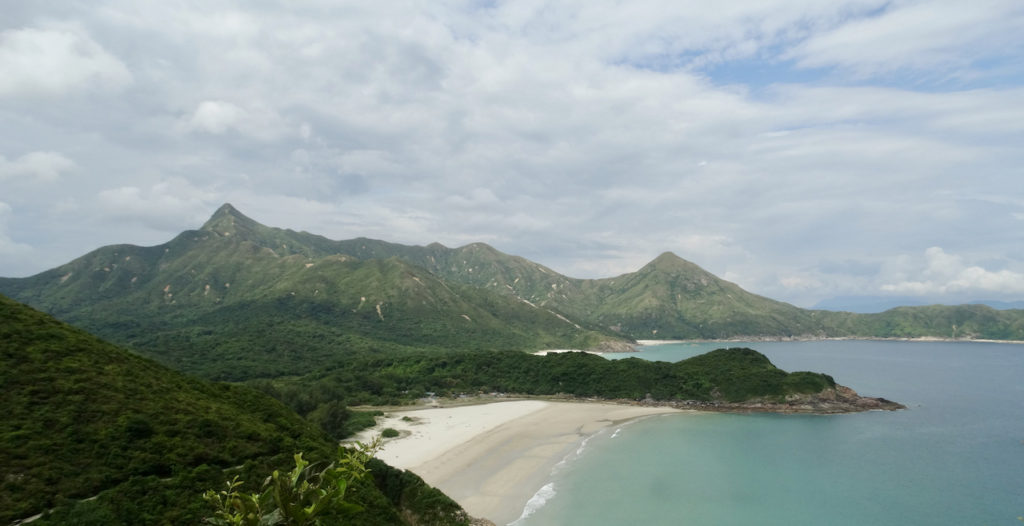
[514,340,1024,525]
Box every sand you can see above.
[349,401,682,525]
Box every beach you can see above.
[350,400,682,525]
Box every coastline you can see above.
[530,349,604,356]
[349,400,683,525]
[637,336,1024,345]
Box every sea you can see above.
[511,340,1024,526]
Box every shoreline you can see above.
[636,336,1024,345]
[530,349,604,356]
[349,400,683,525]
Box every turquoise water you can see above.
[514,341,1024,525]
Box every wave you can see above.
[511,418,657,524]
[508,483,556,525]
[575,434,593,456]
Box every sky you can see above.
[1,0,1023,309]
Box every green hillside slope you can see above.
[0,294,470,525]
[3,202,1023,367]
[0,205,616,379]
[815,303,1024,340]
[554,252,824,339]
[320,232,1024,342]
[269,346,839,405]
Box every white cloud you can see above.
[786,0,1024,77]
[0,202,32,256]
[0,27,132,96]
[0,2,1022,307]
[444,189,501,209]
[881,247,1024,296]
[96,178,221,232]
[184,100,290,141]
[0,151,75,182]
[187,100,246,134]
[669,234,751,263]
[779,274,824,292]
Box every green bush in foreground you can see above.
[204,440,378,526]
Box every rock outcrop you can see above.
[628,384,905,414]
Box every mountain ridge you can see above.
[0,206,619,379]
[3,203,1024,382]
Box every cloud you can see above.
[187,101,246,134]
[0,202,32,256]
[779,274,824,292]
[444,189,501,209]
[183,100,290,141]
[0,2,1022,307]
[0,27,132,96]
[785,0,1024,78]
[881,247,1024,296]
[96,178,221,232]
[0,151,75,182]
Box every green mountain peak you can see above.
[200,203,263,236]
[641,251,707,276]
[652,251,683,264]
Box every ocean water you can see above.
[513,341,1024,526]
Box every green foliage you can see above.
[381,428,400,438]
[366,458,469,526]
[672,347,833,402]
[5,203,1024,394]
[814,303,1024,340]
[0,295,470,526]
[204,440,378,526]
[0,295,333,524]
[32,465,224,526]
[0,205,616,380]
[257,347,836,419]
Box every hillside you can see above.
[0,294,471,525]
[305,228,1024,342]
[814,303,1024,340]
[3,202,1024,381]
[0,205,617,379]
[261,346,900,413]
[554,252,824,339]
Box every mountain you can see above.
[322,246,823,339]
[812,295,931,313]
[333,240,1024,342]
[813,295,1024,313]
[0,294,471,525]
[255,229,830,340]
[813,303,1024,340]
[0,204,616,379]
[3,204,1024,383]
[971,300,1024,310]
[550,252,825,339]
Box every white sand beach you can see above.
[350,401,682,525]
